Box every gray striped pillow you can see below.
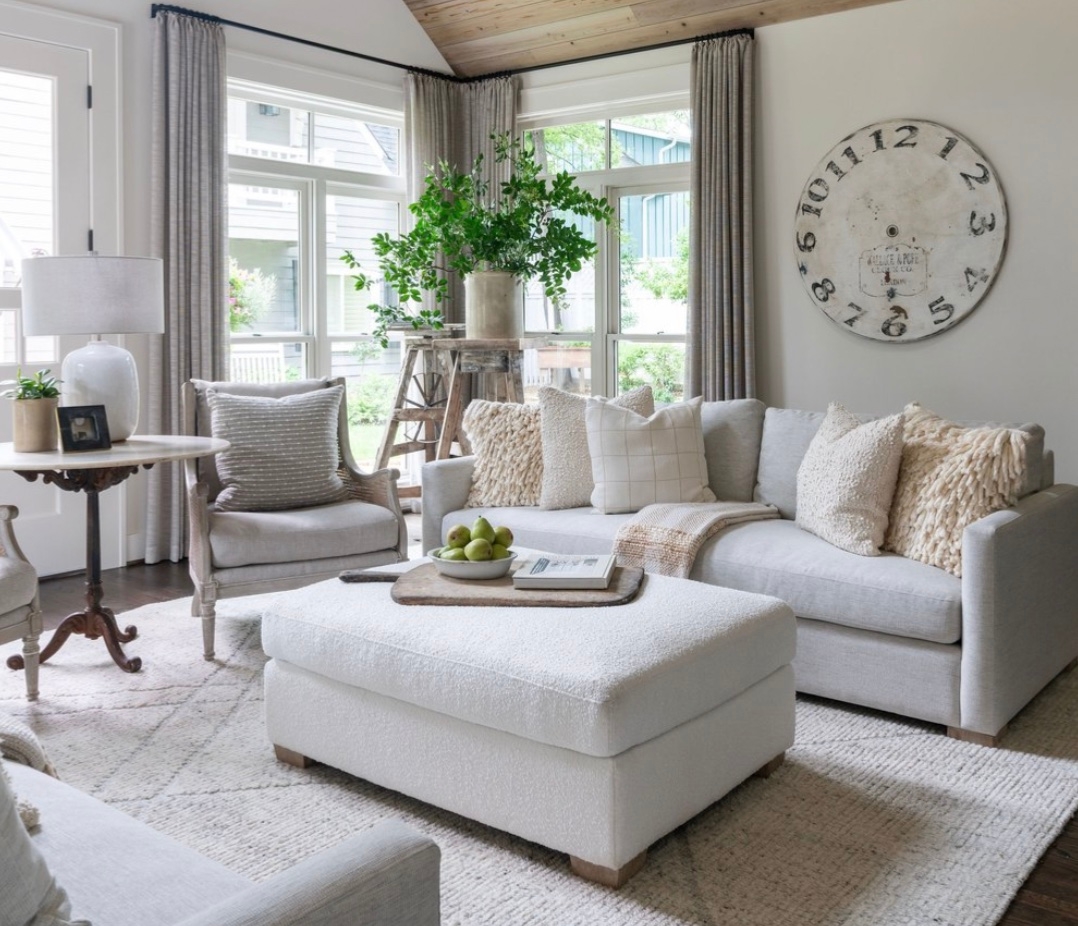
[208,385,348,511]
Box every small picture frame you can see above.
[57,405,112,452]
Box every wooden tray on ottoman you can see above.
[389,562,644,607]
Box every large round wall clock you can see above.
[793,118,1007,342]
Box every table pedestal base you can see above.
[7,603,140,674]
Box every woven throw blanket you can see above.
[0,713,56,777]
[613,501,779,578]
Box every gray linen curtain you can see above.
[144,10,228,563]
[687,34,756,400]
[404,73,517,325]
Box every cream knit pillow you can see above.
[464,401,543,507]
[884,403,1029,576]
[586,396,716,514]
[795,403,904,556]
[537,385,654,510]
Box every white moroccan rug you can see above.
[2,594,1076,926]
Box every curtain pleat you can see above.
[687,34,756,400]
[404,73,518,325]
[144,11,228,564]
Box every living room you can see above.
[1,0,1077,923]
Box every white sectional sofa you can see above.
[422,399,1078,744]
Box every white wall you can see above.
[756,0,1078,482]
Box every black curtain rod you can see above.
[149,4,753,83]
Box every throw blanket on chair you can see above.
[613,502,779,578]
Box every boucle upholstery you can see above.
[260,574,795,758]
[885,403,1029,576]
[795,403,904,556]
[462,400,543,508]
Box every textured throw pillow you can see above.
[538,385,654,510]
[884,403,1029,576]
[209,386,348,512]
[0,768,87,926]
[586,396,716,514]
[463,401,543,507]
[795,403,904,556]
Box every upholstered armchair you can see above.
[0,505,41,700]
[182,377,408,660]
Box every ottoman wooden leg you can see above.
[274,744,315,768]
[946,726,1006,748]
[753,752,785,779]
[570,850,647,888]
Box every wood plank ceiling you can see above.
[402,0,907,77]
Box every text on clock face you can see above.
[793,119,1007,342]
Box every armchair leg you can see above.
[22,633,39,702]
[191,590,217,661]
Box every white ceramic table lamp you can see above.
[20,256,165,441]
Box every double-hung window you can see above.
[520,110,691,401]
[226,80,406,470]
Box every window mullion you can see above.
[312,177,329,376]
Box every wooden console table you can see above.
[0,435,228,674]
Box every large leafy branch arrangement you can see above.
[342,134,615,346]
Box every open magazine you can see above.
[512,553,616,590]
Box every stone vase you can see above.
[464,271,523,340]
[12,398,58,452]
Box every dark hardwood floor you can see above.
[32,557,1078,924]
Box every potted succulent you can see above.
[1,368,61,452]
[342,134,615,346]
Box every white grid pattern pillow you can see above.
[585,396,716,514]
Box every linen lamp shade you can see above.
[20,256,165,441]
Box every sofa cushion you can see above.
[699,398,766,502]
[208,499,401,569]
[884,404,1030,577]
[795,404,904,556]
[261,573,795,759]
[586,397,716,514]
[6,761,250,926]
[691,519,962,644]
[538,385,654,510]
[209,386,348,511]
[463,400,543,508]
[0,763,80,926]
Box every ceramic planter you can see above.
[12,397,58,452]
[465,271,523,340]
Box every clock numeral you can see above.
[796,231,816,253]
[811,278,836,303]
[928,296,955,326]
[871,129,886,152]
[894,124,919,148]
[843,302,866,327]
[825,160,848,181]
[969,211,996,236]
[806,178,830,203]
[841,146,861,168]
[801,203,822,218]
[938,136,959,160]
[960,163,991,191]
[964,267,990,292]
[881,307,909,338]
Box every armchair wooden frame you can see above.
[0,505,42,700]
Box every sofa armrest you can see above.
[421,457,475,552]
[173,820,440,926]
[960,483,1078,736]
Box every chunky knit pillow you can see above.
[795,403,904,556]
[884,403,1029,576]
[463,401,543,508]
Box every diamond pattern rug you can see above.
[2,593,1076,926]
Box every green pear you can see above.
[493,526,514,548]
[440,547,467,561]
[464,538,493,561]
[445,524,471,548]
[491,543,511,560]
[471,516,496,544]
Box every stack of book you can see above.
[512,553,616,590]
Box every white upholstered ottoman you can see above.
[260,568,796,886]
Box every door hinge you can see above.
[87,85,93,109]
[88,229,94,252]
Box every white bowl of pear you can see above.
[429,516,517,580]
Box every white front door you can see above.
[0,33,120,576]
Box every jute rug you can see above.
[2,594,1076,926]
